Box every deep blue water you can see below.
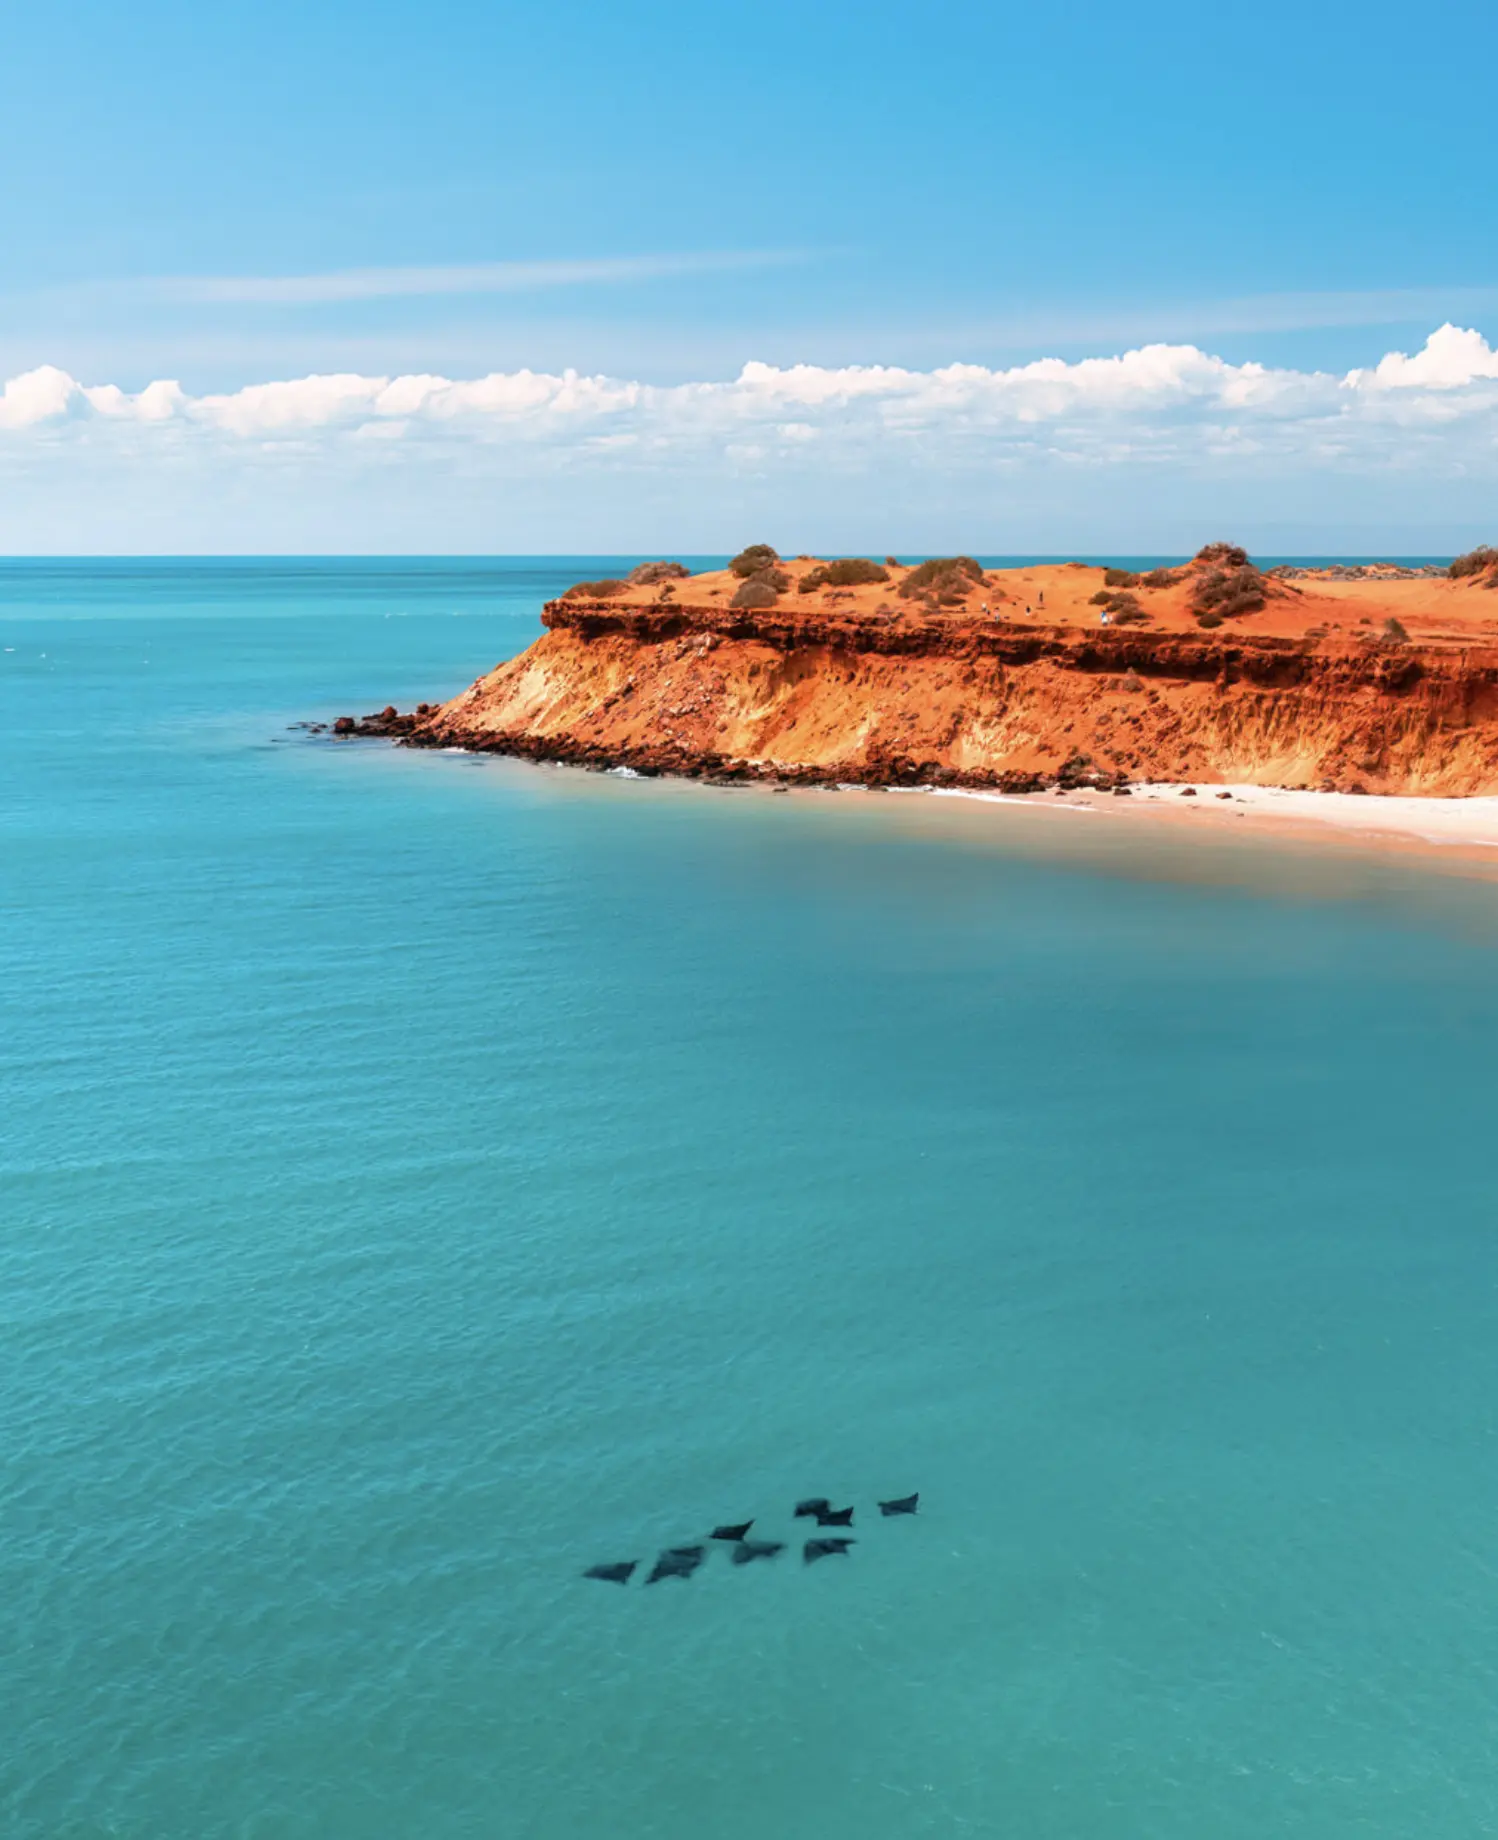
[6,560,1498,1840]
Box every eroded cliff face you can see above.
[411,596,1498,797]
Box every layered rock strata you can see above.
[336,559,1498,796]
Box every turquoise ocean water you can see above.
[6,559,1498,1839]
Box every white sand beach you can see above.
[929,782,1498,856]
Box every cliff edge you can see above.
[386,547,1498,796]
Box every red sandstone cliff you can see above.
[397,556,1498,797]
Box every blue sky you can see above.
[3,0,1497,550]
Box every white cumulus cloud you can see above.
[0,365,84,428]
[3,324,1495,449]
[1354,323,1498,390]
[3,325,1497,552]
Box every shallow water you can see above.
[6,561,1498,1839]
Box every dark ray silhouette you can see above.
[731,1539,785,1565]
[794,1497,831,1518]
[711,1521,753,1543]
[814,1505,854,1527]
[804,1537,855,1563]
[583,1561,638,1584]
[647,1547,706,1583]
[878,1493,920,1517]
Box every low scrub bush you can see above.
[1103,568,1140,588]
[729,543,780,579]
[1191,562,1266,621]
[1194,542,1250,568]
[562,577,629,599]
[897,556,985,599]
[1140,567,1182,589]
[1196,610,1224,629]
[731,576,780,610]
[1450,545,1498,579]
[798,558,891,591]
[628,560,690,586]
[1092,589,1146,623]
[1382,616,1410,643]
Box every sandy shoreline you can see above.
[918,779,1498,862]
[485,742,1498,869]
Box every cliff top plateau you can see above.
[552,543,1498,652]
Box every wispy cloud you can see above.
[944,288,1498,353]
[1175,286,1498,336]
[131,250,809,306]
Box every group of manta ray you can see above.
[584,1492,920,1584]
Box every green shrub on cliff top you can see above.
[730,575,780,610]
[1194,542,1250,569]
[1091,589,1147,622]
[628,560,691,586]
[896,556,985,599]
[798,558,891,592]
[729,544,780,579]
[561,577,630,599]
[1450,545,1498,579]
[1190,560,1266,622]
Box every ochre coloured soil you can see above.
[397,558,1498,796]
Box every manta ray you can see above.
[646,1547,705,1583]
[878,1493,919,1516]
[731,1539,785,1564]
[803,1537,855,1563]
